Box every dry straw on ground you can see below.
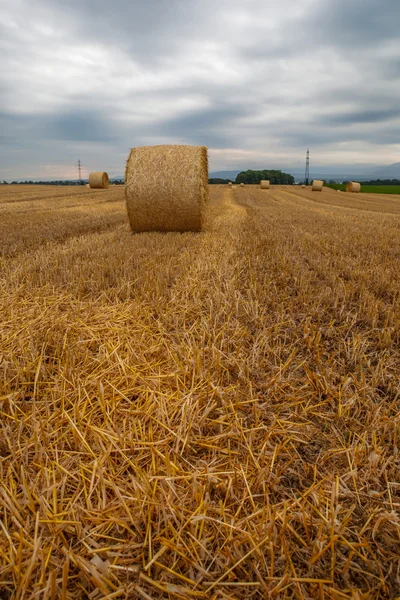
[346,181,361,193]
[0,184,400,598]
[125,145,208,232]
[312,179,324,191]
[260,180,270,189]
[89,172,109,189]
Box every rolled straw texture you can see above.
[260,180,270,189]
[125,145,208,232]
[312,180,324,192]
[89,172,109,189]
[346,182,361,193]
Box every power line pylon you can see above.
[77,159,83,184]
[305,149,310,186]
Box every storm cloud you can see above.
[0,0,399,179]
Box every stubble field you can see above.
[0,184,399,599]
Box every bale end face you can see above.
[89,172,109,189]
[260,180,270,189]
[125,145,208,233]
[346,182,361,193]
[312,180,324,192]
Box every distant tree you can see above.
[235,169,294,185]
[360,178,400,186]
[208,178,233,184]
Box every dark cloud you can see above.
[154,104,252,147]
[0,109,117,143]
[309,0,400,47]
[48,110,118,142]
[324,109,400,125]
[1,0,400,179]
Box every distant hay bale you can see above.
[260,180,270,189]
[85,183,90,188]
[228,182,233,186]
[89,172,109,189]
[312,180,324,192]
[240,183,244,187]
[337,190,341,193]
[301,184,305,188]
[346,181,361,193]
[125,145,208,232]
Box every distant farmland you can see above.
[327,183,400,194]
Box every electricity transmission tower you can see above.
[77,159,83,184]
[305,149,310,186]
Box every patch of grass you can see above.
[326,183,400,195]
[361,185,400,194]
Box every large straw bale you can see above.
[89,172,109,189]
[301,184,305,188]
[346,181,361,193]
[260,180,270,189]
[228,182,233,187]
[125,145,208,232]
[312,180,324,192]
[240,183,245,187]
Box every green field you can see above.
[326,183,400,194]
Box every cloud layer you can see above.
[1,0,399,179]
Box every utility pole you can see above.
[77,159,83,185]
[305,149,310,186]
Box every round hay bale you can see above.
[312,180,324,192]
[89,172,109,189]
[337,190,341,193]
[301,184,305,188]
[125,145,208,232]
[228,182,233,187]
[260,180,270,189]
[240,183,244,187]
[346,181,361,193]
[85,183,90,188]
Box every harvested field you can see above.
[0,184,399,599]
[0,185,124,256]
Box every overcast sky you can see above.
[1,0,400,179]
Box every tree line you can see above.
[209,169,295,185]
[352,178,400,186]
